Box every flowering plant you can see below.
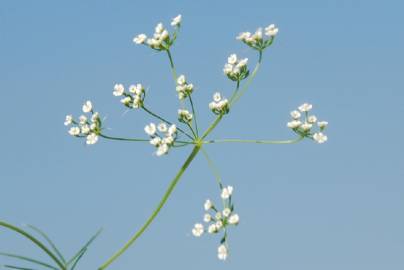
[0,14,328,270]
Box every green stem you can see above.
[142,105,194,140]
[98,145,202,270]
[166,49,177,83]
[186,122,197,139]
[188,95,199,136]
[230,50,263,107]
[203,136,304,145]
[100,134,149,142]
[0,221,66,270]
[200,148,223,189]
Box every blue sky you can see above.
[1,0,403,269]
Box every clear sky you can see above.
[1,0,403,269]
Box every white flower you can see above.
[64,115,73,126]
[162,136,174,145]
[213,92,222,102]
[228,214,239,225]
[155,23,164,34]
[158,122,168,132]
[318,121,328,129]
[208,224,217,234]
[204,214,212,223]
[192,223,204,237]
[144,123,157,136]
[150,137,161,146]
[133,34,147,44]
[68,126,80,136]
[313,132,328,144]
[81,124,90,134]
[91,112,99,122]
[221,186,233,199]
[301,122,312,131]
[217,244,228,260]
[178,109,193,123]
[86,133,98,145]
[204,199,213,211]
[215,220,223,230]
[168,124,177,136]
[79,115,87,124]
[290,110,301,119]
[298,103,313,112]
[113,84,124,96]
[236,58,248,68]
[177,75,186,85]
[227,54,237,65]
[171,14,182,26]
[252,28,263,40]
[120,96,131,105]
[307,115,317,124]
[265,24,279,37]
[236,31,251,41]
[287,120,302,129]
[215,212,222,220]
[82,100,92,113]
[222,208,231,217]
[156,143,169,156]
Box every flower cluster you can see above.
[144,122,177,156]
[176,75,194,100]
[192,185,239,260]
[178,109,193,124]
[209,92,229,115]
[133,15,181,51]
[64,101,102,145]
[287,103,328,143]
[237,24,278,51]
[113,83,145,109]
[223,54,249,81]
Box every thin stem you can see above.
[0,221,66,270]
[99,134,149,142]
[200,148,223,189]
[98,145,202,270]
[186,122,197,139]
[203,136,304,145]
[188,95,199,136]
[142,105,194,140]
[166,49,177,83]
[230,50,263,107]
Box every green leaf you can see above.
[66,228,102,266]
[4,265,38,270]
[26,225,66,265]
[0,221,66,270]
[0,253,57,270]
[69,248,86,270]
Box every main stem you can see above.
[98,145,201,270]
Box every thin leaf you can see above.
[0,253,58,270]
[0,221,66,270]
[70,248,86,270]
[4,264,39,270]
[66,228,102,266]
[26,224,66,264]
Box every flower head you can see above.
[171,14,182,27]
[223,53,249,81]
[192,223,204,237]
[209,92,229,115]
[238,24,278,51]
[82,100,92,113]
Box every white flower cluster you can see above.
[209,92,229,115]
[133,14,181,51]
[192,185,240,261]
[223,54,249,81]
[144,122,177,156]
[237,24,278,51]
[287,103,328,144]
[177,109,193,124]
[64,101,102,145]
[176,75,194,100]
[113,83,145,109]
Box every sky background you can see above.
[1,0,404,269]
